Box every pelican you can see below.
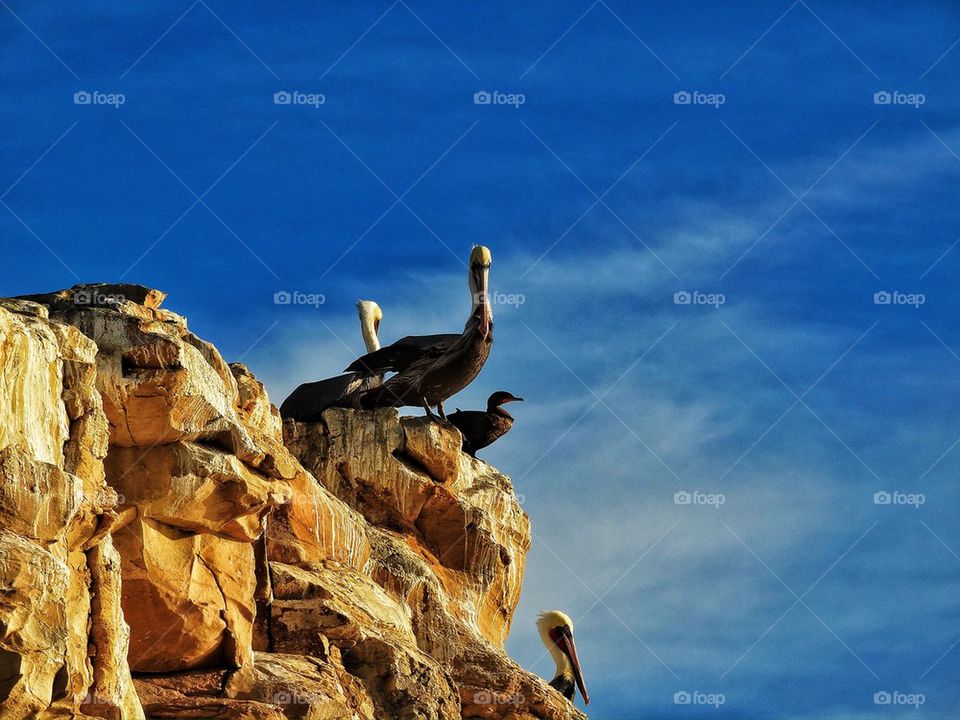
[537,610,589,705]
[447,391,523,457]
[279,300,382,421]
[340,245,493,418]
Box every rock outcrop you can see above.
[0,284,586,720]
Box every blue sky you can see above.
[3,1,960,717]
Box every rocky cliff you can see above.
[0,285,586,720]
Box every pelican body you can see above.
[341,246,493,417]
[537,610,589,706]
[345,333,459,376]
[447,391,523,457]
[279,300,382,421]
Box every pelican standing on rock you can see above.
[279,300,382,421]
[537,611,589,706]
[340,245,494,418]
[447,391,523,457]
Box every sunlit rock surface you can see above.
[0,285,586,720]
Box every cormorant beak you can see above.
[504,395,523,403]
[557,627,589,705]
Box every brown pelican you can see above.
[279,300,382,421]
[340,245,493,418]
[537,610,589,705]
[447,391,523,457]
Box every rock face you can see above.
[0,285,586,720]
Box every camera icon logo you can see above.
[274,290,292,305]
[74,91,92,105]
[73,290,92,305]
[474,91,492,105]
[674,290,691,305]
[873,691,891,705]
[874,491,891,505]
[472,690,493,705]
[873,91,892,105]
[674,491,692,505]
[673,91,691,105]
[274,91,292,105]
[674,691,691,705]
[873,291,891,305]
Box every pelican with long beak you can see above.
[537,610,589,706]
[279,300,382,421]
[341,246,493,418]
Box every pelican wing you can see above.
[345,333,459,375]
[280,373,359,421]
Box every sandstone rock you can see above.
[226,651,375,719]
[286,409,529,647]
[12,288,290,680]
[283,410,584,720]
[83,537,144,720]
[0,531,71,718]
[266,466,371,571]
[106,443,289,543]
[0,299,144,720]
[113,517,256,673]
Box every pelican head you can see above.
[537,610,589,705]
[468,245,493,340]
[356,300,382,353]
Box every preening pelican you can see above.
[340,245,493,418]
[447,391,523,457]
[537,611,589,705]
[279,300,382,421]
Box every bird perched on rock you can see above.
[339,245,494,418]
[447,391,523,457]
[279,300,382,421]
[537,610,589,706]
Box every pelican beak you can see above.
[373,317,380,335]
[473,264,491,340]
[557,627,589,705]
